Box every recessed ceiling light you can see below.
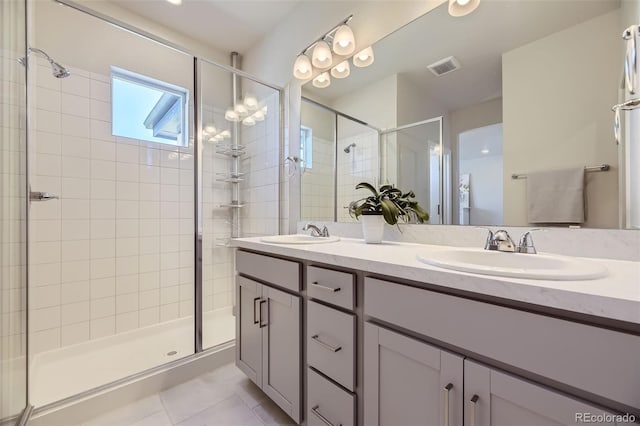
[166,0,182,5]
[481,148,490,154]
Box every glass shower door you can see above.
[1,0,28,423]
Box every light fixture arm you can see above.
[299,14,354,56]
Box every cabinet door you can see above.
[364,323,464,426]
[464,360,617,426]
[236,276,262,387]
[262,284,302,424]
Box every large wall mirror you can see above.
[301,0,639,229]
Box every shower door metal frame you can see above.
[379,116,445,224]
[24,0,286,415]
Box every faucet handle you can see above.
[517,229,540,254]
[483,229,495,250]
[320,226,330,237]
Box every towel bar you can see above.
[511,164,610,180]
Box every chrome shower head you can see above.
[50,60,70,78]
[344,143,356,153]
[18,47,71,78]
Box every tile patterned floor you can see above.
[81,363,297,426]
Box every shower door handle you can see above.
[623,25,639,95]
[30,191,59,201]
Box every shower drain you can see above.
[166,351,178,356]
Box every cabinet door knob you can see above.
[443,383,453,426]
[470,394,479,426]
[311,334,342,352]
[311,281,340,292]
[311,405,341,426]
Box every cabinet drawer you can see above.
[236,250,300,292]
[307,300,356,391]
[365,277,640,410]
[308,368,355,426]
[307,266,355,310]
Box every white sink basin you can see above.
[261,234,341,244]
[416,248,607,281]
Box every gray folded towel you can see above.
[527,167,585,224]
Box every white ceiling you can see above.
[108,0,302,53]
[304,0,620,110]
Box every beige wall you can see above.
[331,74,398,131]
[502,10,620,228]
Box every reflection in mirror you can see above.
[302,0,638,229]
[300,99,379,222]
[381,119,443,224]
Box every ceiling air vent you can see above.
[427,56,461,77]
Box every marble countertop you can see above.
[231,236,640,325]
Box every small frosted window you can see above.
[111,67,188,146]
[300,125,313,169]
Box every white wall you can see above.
[450,97,503,223]
[502,9,620,228]
[331,74,398,130]
[459,124,504,226]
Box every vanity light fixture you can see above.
[448,0,481,17]
[313,72,331,88]
[242,116,256,126]
[243,94,258,111]
[331,60,350,79]
[293,54,313,79]
[165,0,182,5]
[234,103,248,117]
[352,46,374,67]
[292,14,373,88]
[203,124,231,142]
[224,107,239,122]
[333,25,356,55]
[312,40,333,69]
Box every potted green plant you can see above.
[348,182,430,243]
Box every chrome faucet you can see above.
[485,230,516,252]
[303,223,329,237]
[484,229,538,254]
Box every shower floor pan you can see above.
[30,308,234,407]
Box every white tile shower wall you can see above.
[239,92,280,237]
[337,132,379,221]
[28,62,195,353]
[1,44,28,415]
[201,105,234,314]
[301,136,333,221]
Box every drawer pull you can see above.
[311,405,341,426]
[443,383,453,426]
[311,334,342,352]
[311,281,341,292]
[470,394,479,426]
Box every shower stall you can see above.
[1,0,282,424]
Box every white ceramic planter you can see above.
[361,213,385,244]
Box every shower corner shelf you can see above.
[218,202,245,209]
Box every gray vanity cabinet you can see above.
[363,323,464,426]
[235,251,302,424]
[464,360,616,426]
